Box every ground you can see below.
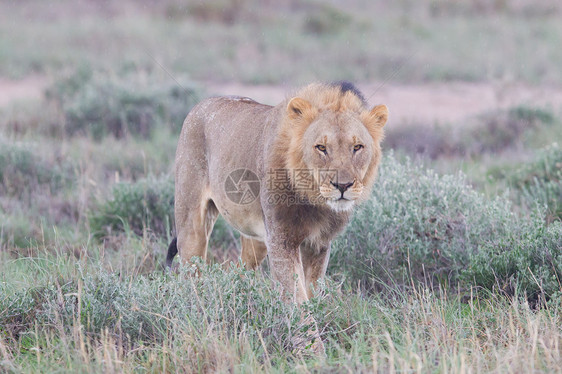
[3,77,562,125]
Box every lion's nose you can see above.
[330,181,354,194]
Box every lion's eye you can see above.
[315,144,327,154]
[353,144,364,152]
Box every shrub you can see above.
[89,175,174,239]
[383,123,453,159]
[0,139,69,198]
[0,211,43,248]
[46,69,201,140]
[330,154,517,292]
[461,106,555,155]
[0,286,40,339]
[184,0,254,24]
[331,154,562,301]
[462,221,562,303]
[302,3,352,35]
[88,175,240,259]
[510,143,562,222]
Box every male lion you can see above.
[167,82,387,349]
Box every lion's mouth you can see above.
[327,198,355,212]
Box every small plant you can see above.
[463,106,555,155]
[89,175,174,239]
[302,3,352,35]
[21,262,324,355]
[331,153,562,302]
[184,0,253,24]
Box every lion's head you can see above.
[275,83,388,212]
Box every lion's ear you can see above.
[287,97,315,121]
[363,104,389,129]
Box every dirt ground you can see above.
[208,81,562,125]
[2,76,562,126]
[0,76,47,108]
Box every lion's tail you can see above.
[166,237,178,268]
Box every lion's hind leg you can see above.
[175,198,219,265]
[240,237,267,270]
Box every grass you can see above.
[1,1,562,85]
[2,253,562,372]
[2,0,562,371]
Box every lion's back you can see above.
[176,95,273,189]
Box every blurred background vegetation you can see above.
[1,0,562,372]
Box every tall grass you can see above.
[2,253,562,372]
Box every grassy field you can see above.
[1,0,562,372]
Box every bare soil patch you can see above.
[2,77,562,126]
[207,81,562,125]
[0,76,48,107]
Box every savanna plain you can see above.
[1,1,562,372]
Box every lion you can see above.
[166,81,388,351]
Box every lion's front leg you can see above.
[300,242,331,299]
[267,237,326,355]
[267,241,309,304]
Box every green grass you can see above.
[2,253,562,372]
[1,0,562,85]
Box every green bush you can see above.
[302,3,352,35]
[183,0,254,24]
[0,211,41,248]
[331,154,562,301]
[89,175,174,239]
[463,106,555,155]
[330,154,517,292]
[462,221,562,303]
[0,286,39,339]
[510,143,562,222]
[0,140,69,198]
[46,69,201,140]
[88,175,240,259]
